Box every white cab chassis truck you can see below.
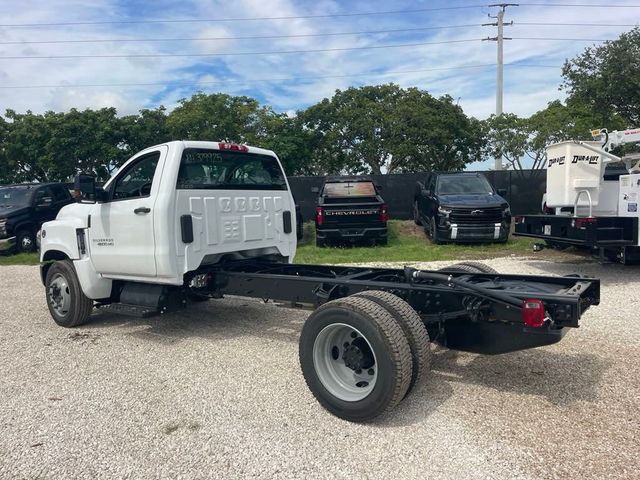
[40,140,600,421]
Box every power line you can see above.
[519,2,640,6]
[0,63,560,90]
[0,38,483,60]
[515,22,639,26]
[0,5,490,28]
[512,36,613,41]
[0,24,483,46]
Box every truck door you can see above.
[88,147,166,277]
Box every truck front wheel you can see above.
[45,260,93,327]
[299,296,412,422]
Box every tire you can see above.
[448,261,498,274]
[430,217,442,245]
[16,229,36,253]
[413,201,422,226]
[352,291,430,396]
[438,263,484,274]
[316,237,327,248]
[299,296,412,422]
[45,260,93,327]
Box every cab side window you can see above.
[33,187,54,208]
[112,152,161,200]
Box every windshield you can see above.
[437,176,493,195]
[0,187,33,207]
[176,149,287,190]
[323,182,377,198]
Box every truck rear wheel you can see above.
[299,296,412,422]
[45,260,93,327]
[352,290,430,396]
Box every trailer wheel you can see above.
[352,290,430,396]
[299,296,412,422]
[448,262,498,274]
[45,260,93,327]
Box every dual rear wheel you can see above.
[299,291,431,422]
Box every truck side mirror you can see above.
[311,186,320,193]
[74,173,97,203]
[497,188,507,197]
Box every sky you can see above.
[0,0,638,122]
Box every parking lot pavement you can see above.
[0,258,638,479]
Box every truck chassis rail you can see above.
[190,260,600,355]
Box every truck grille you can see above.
[450,207,503,225]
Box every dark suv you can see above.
[314,177,388,247]
[413,172,511,244]
[0,183,74,253]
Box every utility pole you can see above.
[484,3,517,170]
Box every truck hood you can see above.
[437,194,507,209]
[0,205,29,218]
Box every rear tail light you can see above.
[380,204,389,223]
[218,142,249,152]
[316,207,323,226]
[575,217,597,228]
[522,298,546,328]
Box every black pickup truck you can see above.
[0,183,74,253]
[413,172,511,244]
[314,176,388,247]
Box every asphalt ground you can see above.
[0,257,638,479]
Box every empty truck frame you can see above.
[39,141,601,421]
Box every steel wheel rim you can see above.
[313,323,378,402]
[21,236,33,249]
[48,273,71,316]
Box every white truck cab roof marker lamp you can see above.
[218,142,249,152]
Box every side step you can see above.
[97,303,159,318]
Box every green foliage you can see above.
[299,84,482,174]
[562,27,640,127]
[295,221,535,264]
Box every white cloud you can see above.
[0,0,637,119]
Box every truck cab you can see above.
[40,141,297,325]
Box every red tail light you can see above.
[575,217,597,228]
[380,204,388,223]
[316,206,323,226]
[522,298,545,328]
[218,142,249,152]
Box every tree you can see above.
[121,107,170,157]
[562,27,640,127]
[299,84,483,174]
[388,90,484,172]
[167,92,268,143]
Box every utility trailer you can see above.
[515,128,640,263]
[39,140,601,422]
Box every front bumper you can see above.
[317,226,387,241]
[0,236,16,252]
[437,222,509,243]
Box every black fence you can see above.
[289,170,547,221]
